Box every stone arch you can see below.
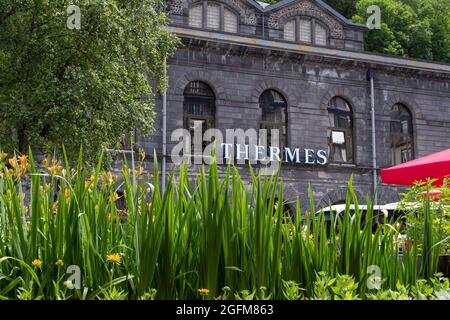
[319,87,359,113]
[252,79,298,107]
[320,88,359,163]
[382,94,421,160]
[381,93,423,121]
[316,188,363,210]
[171,70,226,101]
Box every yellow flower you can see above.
[64,188,70,200]
[197,288,210,294]
[0,151,7,162]
[18,155,28,167]
[106,253,121,264]
[56,259,64,267]
[8,157,17,169]
[42,158,49,169]
[85,175,95,188]
[48,164,62,176]
[102,171,116,186]
[32,259,42,268]
[135,166,144,176]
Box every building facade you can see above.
[136,0,450,210]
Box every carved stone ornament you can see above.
[168,0,257,25]
[168,0,184,15]
[227,0,257,25]
[267,0,344,39]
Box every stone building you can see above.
[136,0,450,210]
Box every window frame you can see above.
[183,81,216,156]
[313,20,328,46]
[188,1,239,34]
[298,16,312,44]
[283,19,296,42]
[327,97,354,164]
[223,6,239,33]
[259,89,289,150]
[390,104,414,165]
[206,2,221,31]
[282,16,329,46]
[188,3,203,29]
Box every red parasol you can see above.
[380,148,450,186]
[420,189,443,202]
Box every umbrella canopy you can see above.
[420,189,444,202]
[380,148,450,186]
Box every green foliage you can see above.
[399,180,450,255]
[317,272,450,300]
[282,280,305,300]
[324,0,358,18]
[0,0,179,162]
[311,273,359,300]
[0,150,446,299]
[352,0,450,63]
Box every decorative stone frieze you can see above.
[267,0,344,39]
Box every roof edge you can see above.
[245,0,266,10]
[168,26,450,74]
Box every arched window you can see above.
[188,4,203,28]
[314,23,327,46]
[188,2,238,33]
[299,18,312,43]
[282,17,327,45]
[259,90,288,149]
[284,20,296,41]
[206,3,220,30]
[327,97,353,163]
[224,8,238,33]
[390,104,414,165]
[183,81,215,154]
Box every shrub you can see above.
[0,149,446,299]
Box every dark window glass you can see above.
[390,104,414,165]
[259,90,288,149]
[327,97,353,163]
[183,81,215,154]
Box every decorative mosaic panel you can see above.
[267,0,344,39]
[168,0,184,15]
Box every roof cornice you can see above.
[167,26,450,75]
